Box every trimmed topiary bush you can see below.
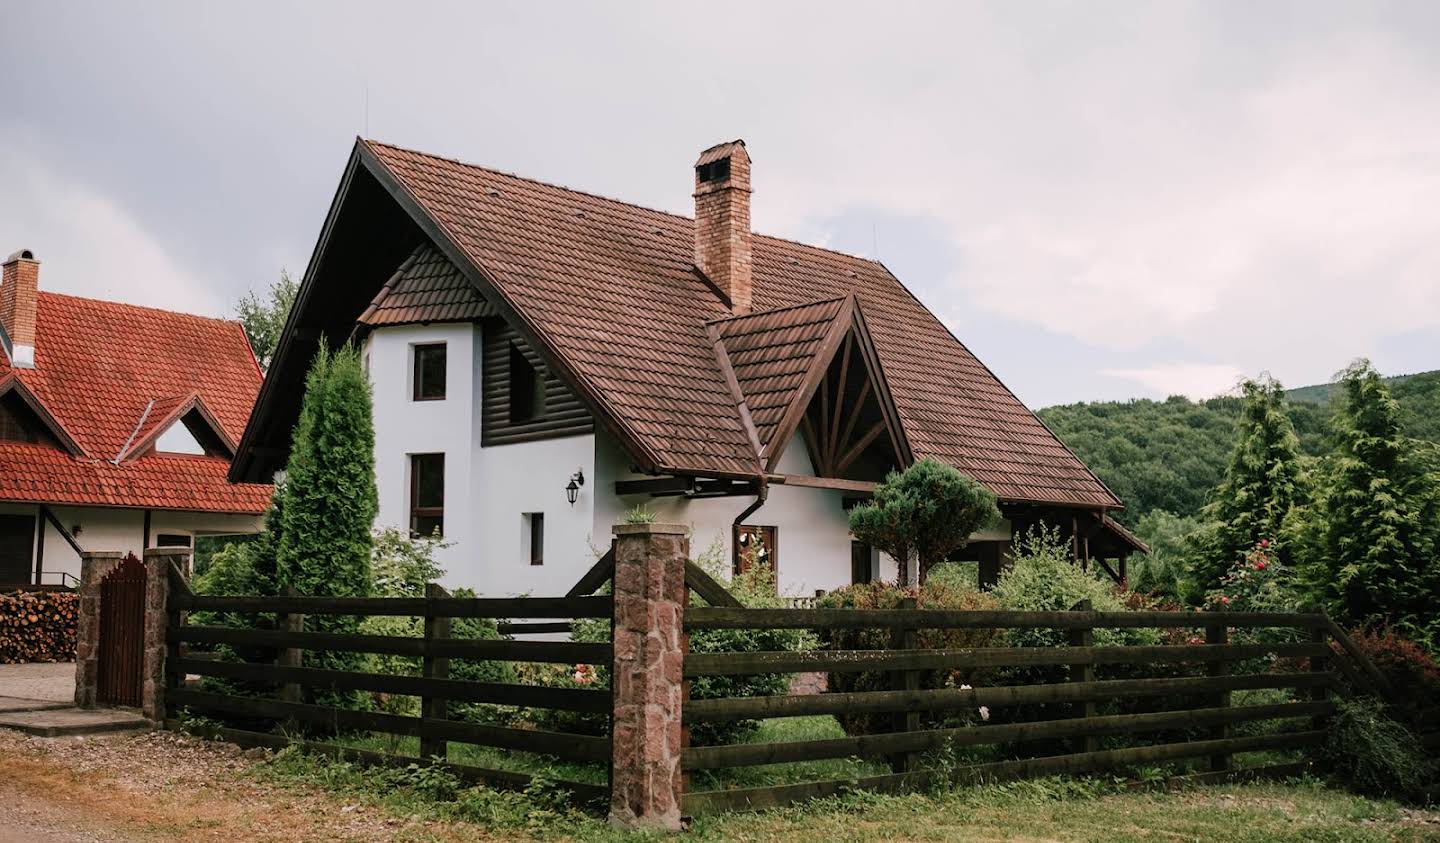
[816,579,1002,736]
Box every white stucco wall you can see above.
[0,502,260,584]
[367,323,481,587]
[594,429,869,596]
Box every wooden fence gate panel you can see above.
[97,554,145,707]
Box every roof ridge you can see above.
[704,295,847,327]
[362,139,887,269]
[37,290,241,327]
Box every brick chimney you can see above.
[693,140,753,314]
[0,249,38,368]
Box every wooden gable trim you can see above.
[760,295,856,472]
[0,374,84,456]
[762,295,912,475]
[847,298,914,466]
[356,140,667,475]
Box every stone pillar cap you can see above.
[143,547,192,557]
[612,522,688,536]
[78,550,124,559]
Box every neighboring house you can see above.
[0,250,271,585]
[232,139,1143,597]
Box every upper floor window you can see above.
[508,343,545,423]
[413,343,447,401]
[0,391,59,449]
[410,453,445,537]
[524,512,545,566]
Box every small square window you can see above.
[410,453,445,537]
[413,344,447,401]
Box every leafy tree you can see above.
[235,270,298,371]
[1300,361,1440,646]
[276,343,378,704]
[1190,377,1304,593]
[847,458,1000,587]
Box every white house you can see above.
[0,250,271,586]
[232,139,1143,597]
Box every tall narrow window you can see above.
[410,453,445,537]
[524,512,545,566]
[508,344,545,423]
[734,525,777,576]
[413,343,447,401]
[850,540,874,585]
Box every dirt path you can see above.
[0,729,487,842]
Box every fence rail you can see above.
[681,604,1346,814]
[165,586,612,802]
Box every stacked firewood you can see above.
[0,591,78,663]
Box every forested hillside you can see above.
[1037,369,1440,526]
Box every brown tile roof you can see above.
[709,296,847,455]
[359,242,496,327]
[350,140,1119,508]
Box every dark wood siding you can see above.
[481,319,593,446]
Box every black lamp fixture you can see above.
[566,468,585,506]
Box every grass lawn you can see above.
[251,745,1440,842]
[266,715,1440,842]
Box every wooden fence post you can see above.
[277,586,304,706]
[1067,599,1096,754]
[1309,620,1330,732]
[1206,622,1232,772]
[889,596,920,773]
[609,523,688,832]
[421,583,452,761]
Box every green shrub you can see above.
[1320,697,1434,801]
[817,579,1003,736]
[1339,626,1440,727]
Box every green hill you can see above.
[1037,369,1440,526]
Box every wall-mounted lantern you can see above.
[566,468,585,506]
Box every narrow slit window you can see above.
[410,453,445,537]
[525,512,545,566]
[413,343,447,401]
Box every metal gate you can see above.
[97,554,145,707]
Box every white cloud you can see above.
[0,148,220,316]
[1102,364,1247,400]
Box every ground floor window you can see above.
[410,453,445,538]
[734,524,776,576]
[524,512,544,565]
[850,540,873,584]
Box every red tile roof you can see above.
[358,141,1119,509]
[0,292,270,513]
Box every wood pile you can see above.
[0,590,78,663]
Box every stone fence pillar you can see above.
[609,523,688,831]
[142,548,189,724]
[74,551,124,708]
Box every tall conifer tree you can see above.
[1306,361,1439,643]
[276,343,378,703]
[1191,377,1303,592]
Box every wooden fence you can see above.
[165,586,613,804]
[678,602,1354,814]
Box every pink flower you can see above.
[1219,595,1231,606]
[573,664,596,685]
[1254,560,1267,571]
[1258,539,1270,549]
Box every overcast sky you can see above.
[3,1,1438,407]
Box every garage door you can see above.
[0,514,36,585]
